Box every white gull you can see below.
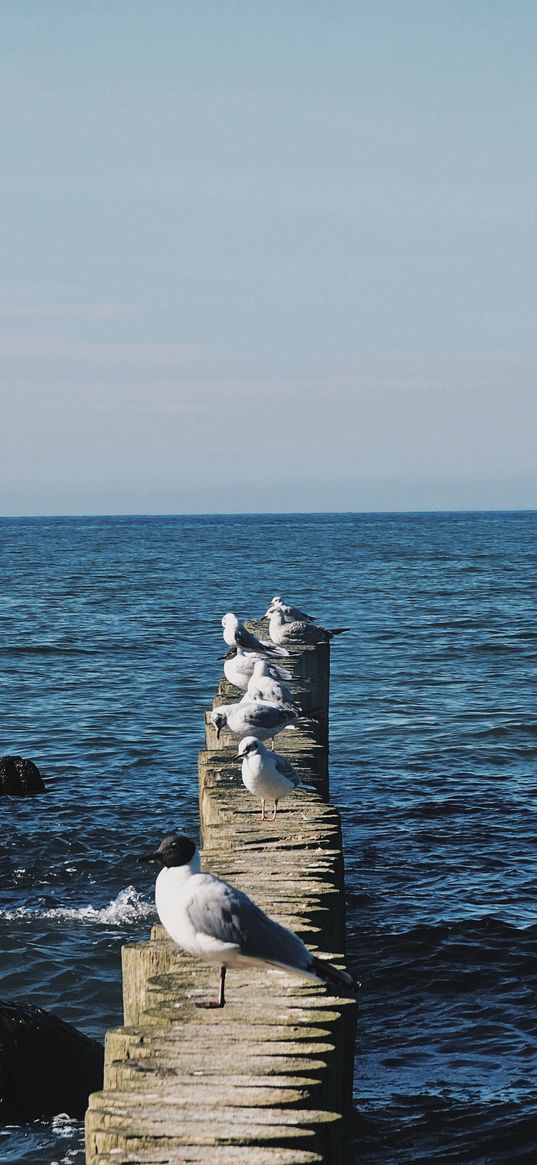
[270,595,316,623]
[246,659,301,709]
[222,612,289,657]
[235,736,310,820]
[209,698,307,743]
[222,647,292,691]
[264,606,350,646]
[139,833,355,1007]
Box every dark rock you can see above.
[0,755,45,795]
[0,999,104,1121]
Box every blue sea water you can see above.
[1,511,536,1164]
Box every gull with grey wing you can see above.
[139,834,356,1007]
[235,736,311,819]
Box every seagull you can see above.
[209,698,307,743]
[264,606,350,646]
[222,613,289,658]
[222,647,292,691]
[138,833,356,1008]
[235,736,310,820]
[246,659,301,710]
[270,595,316,623]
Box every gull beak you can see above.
[137,851,162,864]
[231,752,242,760]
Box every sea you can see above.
[0,511,536,1164]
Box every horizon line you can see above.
[1,507,537,520]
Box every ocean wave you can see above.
[51,1114,81,1139]
[355,915,537,944]
[0,885,154,925]
[351,1092,537,1164]
[0,644,100,656]
[469,721,537,739]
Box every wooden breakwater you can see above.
[85,633,357,1165]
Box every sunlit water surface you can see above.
[1,513,536,1163]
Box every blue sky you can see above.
[1,2,536,514]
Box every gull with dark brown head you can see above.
[138,833,356,1008]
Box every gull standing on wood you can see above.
[235,736,311,820]
[139,834,356,1008]
[210,698,307,743]
[222,612,289,658]
[222,647,292,691]
[270,595,316,623]
[246,659,301,710]
[264,606,350,646]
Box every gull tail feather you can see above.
[310,956,358,995]
[263,643,291,658]
[328,627,351,636]
[284,714,319,731]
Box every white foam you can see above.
[1,885,154,926]
[49,1113,84,1165]
[51,1113,78,1137]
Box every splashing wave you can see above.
[0,885,154,925]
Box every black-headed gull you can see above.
[139,834,356,1008]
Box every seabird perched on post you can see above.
[246,659,301,710]
[222,647,292,691]
[139,833,356,1008]
[221,612,289,657]
[235,735,312,820]
[209,698,309,744]
[264,606,350,646]
[269,595,317,623]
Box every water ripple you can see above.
[1,512,537,1163]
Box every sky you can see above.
[1,1,536,515]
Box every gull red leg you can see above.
[195,965,226,1009]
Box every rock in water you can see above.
[0,1000,104,1120]
[0,755,45,795]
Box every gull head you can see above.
[210,709,228,739]
[234,736,263,760]
[138,833,197,868]
[221,612,237,628]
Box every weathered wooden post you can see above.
[85,633,356,1164]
